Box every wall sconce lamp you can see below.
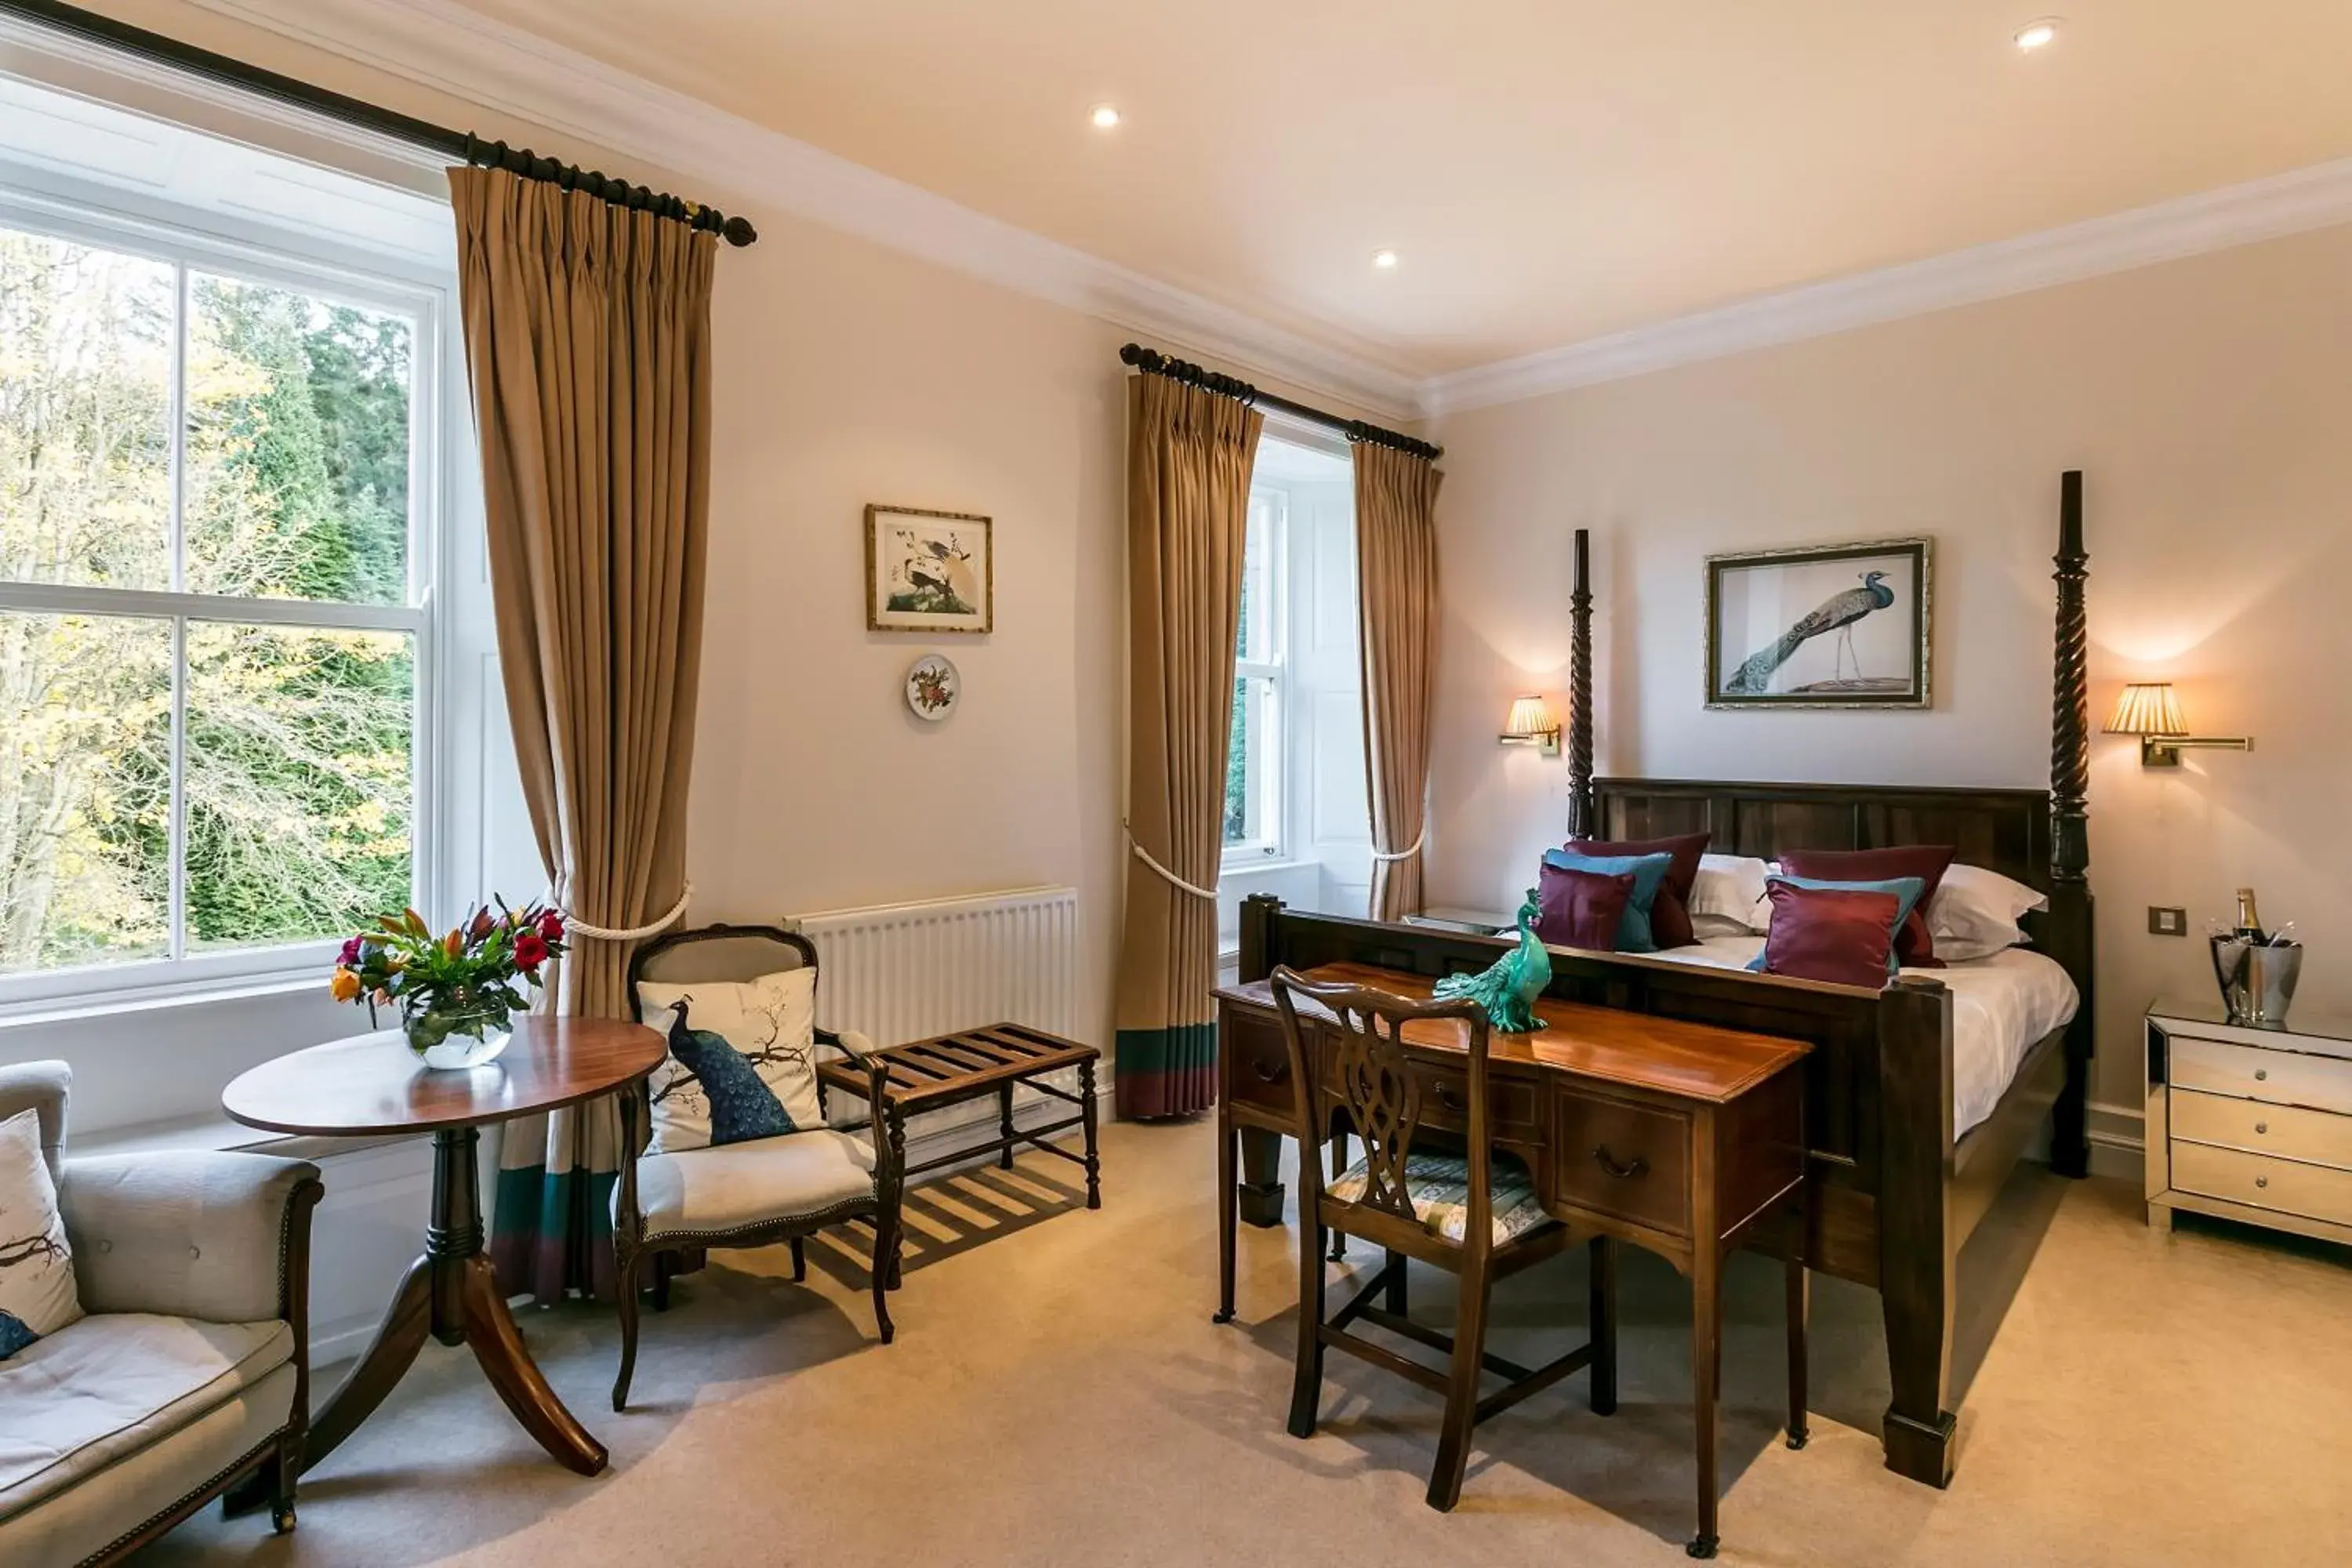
[2104,681,2251,768]
[1499,694,1561,757]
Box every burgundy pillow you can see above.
[1779,845,1956,968]
[1754,881,1904,989]
[1536,863,1639,951]
[1567,831,1709,949]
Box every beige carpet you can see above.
[149,1118,2351,1566]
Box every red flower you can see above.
[514,932,549,971]
[538,909,566,943]
[338,935,363,966]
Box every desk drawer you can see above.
[1416,1067,1541,1143]
[2171,1036,2352,1116]
[1549,1085,1691,1237]
[2172,1090,2352,1172]
[1221,1013,1298,1116]
[2172,1140,2352,1227]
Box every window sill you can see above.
[0,966,328,1033]
[71,1112,417,1164]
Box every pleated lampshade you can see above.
[1504,695,1558,740]
[2104,681,2188,737]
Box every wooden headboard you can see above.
[1593,778,2055,895]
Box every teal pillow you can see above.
[1541,849,1674,952]
[1750,874,1926,976]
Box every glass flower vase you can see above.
[402,1002,512,1071]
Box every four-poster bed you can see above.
[1215,472,2095,1490]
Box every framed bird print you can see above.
[866,505,993,633]
[1704,537,1931,709]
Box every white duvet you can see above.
[1640,936,2081,1138]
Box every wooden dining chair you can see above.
[1269,967,1617,1512]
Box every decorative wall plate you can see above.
[904,654,960,721]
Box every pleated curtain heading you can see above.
[447,166,716,1302]
[1113,375,1262,1120]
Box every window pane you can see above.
[0,612,172,972]
[1224,673,1278,849]
[1237,492,1277,663]
[183,274,411,605]
[1225,673,1250,844]
[0,228,174,590]
[184,622,413,949]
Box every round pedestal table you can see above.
[221,1017,665,1480]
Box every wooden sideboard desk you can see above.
[1215,961,1813,1557]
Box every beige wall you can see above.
[1425,223,2352,1139]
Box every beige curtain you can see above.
[448,166,716,1301]
[1113,376,1261,1120]
[1355,442,1443,922]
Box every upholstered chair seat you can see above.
[1327,1151,1552,1246]
[623,1131,879,1242]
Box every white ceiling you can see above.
[452,0,2352,380]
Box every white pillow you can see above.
[1930,863,2049,964]
[0,1108,81,1359]
[1690,853,1773,933]
[636,967,825,1152]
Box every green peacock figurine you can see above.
[1432,887,1550,1033]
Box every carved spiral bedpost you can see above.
[2046,470,2094,1179]
[1568,528,1596,838]
[2051,471,2089,884]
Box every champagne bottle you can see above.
[2233,887,2267,945]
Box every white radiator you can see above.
[786,886,1081,1049]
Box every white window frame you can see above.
[1224,483,1289,867]
[0,182,448,1016]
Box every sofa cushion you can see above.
[623,1131,877,1240]
[0,1313,292,1523]
[1,1107,81,1360]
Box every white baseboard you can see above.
[2085,1098,2145,1183]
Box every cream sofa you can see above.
[0,1062,322,1568]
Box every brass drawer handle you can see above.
[1593,1145,1649,1181]
[1251,1058,1286,1083]
[1434,1083,1467,1112]
[2256,1175,2270,1190]
[2255,1069,2268,1082]
[2255,1121,2268,1135]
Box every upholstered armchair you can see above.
[0,1061,324,1568]
[612,924,903,1411]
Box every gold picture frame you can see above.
[865,505,993,634]
[1704,536,1932,710]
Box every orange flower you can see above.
[329,967,362,1002]
[444,929,464,956]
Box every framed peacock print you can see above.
[1704,537,1932,710]
[866,505,993,633]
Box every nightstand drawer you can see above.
[2172,1141,2352,1227]
[2170,1036,2352,1116]
[2172,1090,2352,1172]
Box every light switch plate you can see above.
[2148,906,2187,937]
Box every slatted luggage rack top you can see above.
[816,1022,1103,1207]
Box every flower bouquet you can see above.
[331,901,568,1069]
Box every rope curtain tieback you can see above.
[1122,821,1218,901]
[547,880,695,942]
[1368,825,1428,863]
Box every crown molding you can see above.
[179,0,1423,420]
[1420,156,2352,417]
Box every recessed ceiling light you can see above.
[2013,17,2061,52]
[1371,249,1399,270]
[1089,103,1121,129]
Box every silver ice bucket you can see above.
[2211,936,2304,1025]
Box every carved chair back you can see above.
[1269,967,1498,1256]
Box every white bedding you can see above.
[1641,936,2080,1138]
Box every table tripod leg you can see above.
[459,1254,608,1476]
[302,1254,431,1472]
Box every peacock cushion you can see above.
[0,1108,81,1361]
[635,968,825,1152]
[1541,848,1674,953]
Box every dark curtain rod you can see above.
[1119,344,1440,461]
[1,0,758,246]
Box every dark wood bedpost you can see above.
[1567,528,1596,838]
[1876,978,1958,1488]
[2045,471,2095,1178]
